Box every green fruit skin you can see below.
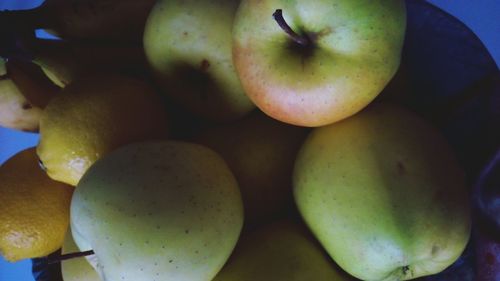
[61,228,102,281]
[232,0,406,127]
[143,0,255,122]
[194,110,309,227]
[293,103,471,280]
[71,141,244,281]
[213,220,354,281]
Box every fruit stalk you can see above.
[272,9,310,46]
[47,250,95,264]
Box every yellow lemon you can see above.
[0,147,74,262]
[37,74,169,186]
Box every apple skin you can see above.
[232,0,406,127]
[193,110,309,227]
[70,141,243,281]
[61,228,101,281]
[213,219,354,281]
[143,0,255,122]
[293,103,471,280]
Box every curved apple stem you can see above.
[402,265,410,276]
[38,159,47,171]
[47,250,95,264]
[272,9,310,46]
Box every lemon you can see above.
[0,147,74,262]
[37,74,169,186]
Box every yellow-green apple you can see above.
[232,0,406,126]
[143,0,255,122]
[193,110,309,227]
[70,141,244,281]
[213,219,354,281]
[61,228,101,281]
[293,103,471,280]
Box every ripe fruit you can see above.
[143,0,255,121]
[232,0,406,126]
[293,103,471,280]
[37,74,169,186]
[194,110,308,227]
[61,228,101,281]
[71,141,243,281]
[0,147,73,262]
[213,220,353,281]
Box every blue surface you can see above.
[428,0,500,68]
[0,0,498,281]
[0,2,43,281]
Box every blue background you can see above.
[0,0,499,280]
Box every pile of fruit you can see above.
[0,0,498,280]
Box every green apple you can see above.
[143,0,255,122]
[71,141,244,281]
[213,219,354,281]
[293,103,471,280]
[232,0,406,126]
[193,110,309,227]
[61,228,101,281]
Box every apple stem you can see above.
[38,159,47,171]
[47,250,95,264]
[272,9,310,46]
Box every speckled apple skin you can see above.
[71,141,243,281]
[143,0,255,122]
[233,0,406,127]
[213,220,354,281]
[293,103,471,280]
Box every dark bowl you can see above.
[31,0,499,280]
